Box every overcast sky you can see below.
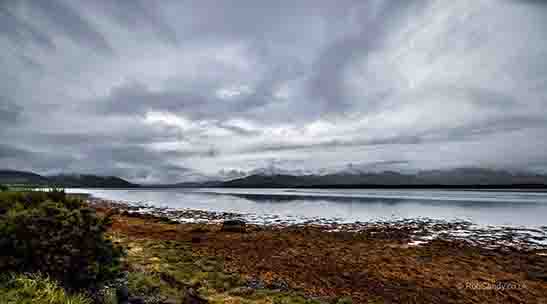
[1,0,547,183]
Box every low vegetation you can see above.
[114,235,327,304]
[0,273,93,304]
[0,190,334,304]
[0,190,123,289]
[0,190,123,303]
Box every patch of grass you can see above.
[101,288,119,304]
[335,296,353,304]
[114,235,334,304]
[207,290,326,304]
[272,293,324,304]
[0,273,92,304]
[127,271,163,296]
[365,297,384,304]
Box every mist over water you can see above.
[69,188,547,227]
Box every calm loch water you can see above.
[68,188,547,227]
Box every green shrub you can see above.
[0,189,79,214]
[0,272,92,304]
[0,190,123,289]
[0,185,8,192]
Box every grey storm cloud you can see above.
[0,7,55,51]
[1,0,547,183]
[0,144,30,159]
[307,1,429,113]
[33,0,113,54]
[83,0,179,45]
[244,135,424,154]
[0,97,22,126]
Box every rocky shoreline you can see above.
[86,197,547,253]
[84,196,547,303]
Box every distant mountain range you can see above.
[0,170,50,186]
[1,168,547,189]
[48,174,138,188]
[0,170,138,188]
[220,168,547,189]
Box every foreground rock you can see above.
[183,288,208,304]
[116,286,148,304]
[221,219,247,233]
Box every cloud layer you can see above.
[1,0,547,183]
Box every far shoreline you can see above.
[65,185,547,192]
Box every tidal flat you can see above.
[89,197,547,304]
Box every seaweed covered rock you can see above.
[221,219,246,233]
[0,190,123,289]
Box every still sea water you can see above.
[67,188,547,227]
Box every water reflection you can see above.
[68,188,547,227]
[208,192,542,208]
